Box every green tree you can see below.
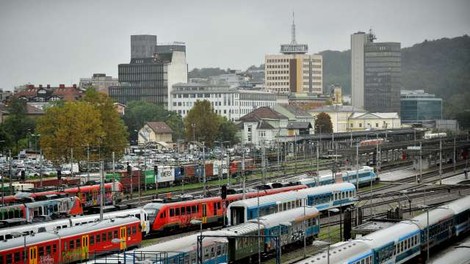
[36,102,104,165]
[184,100,220,146]
[2,98,36,154]
[82,89,129,161]
[122,101,180,144]
[314,112,333,134]
[216,116,240,145]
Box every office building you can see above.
[265,16,323,95]
[170,82,287,121]
[351,31,401,113]
[400,90,442,124]
[109,35,188,107]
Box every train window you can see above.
[170,209,174,217]
[90,236,95,245]
[192,206,197,213]
[186,206,191,214]
[6,254,11,263]
[210,247,215,258]
[102,233,106,242]
[181,207,186,215]
[96,234,101,243]
[108,232,112,241]
[46,245,51,254]
[53,244,57,253]
[70,240,75,249]
[114,230,118,238]
[14,252,20,262]
[76,239,81,248]
[127,227,131,236]
[175,208,180,216]
[217,244,222,255]
[132,226,137,234]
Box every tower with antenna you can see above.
[280,12,308,54]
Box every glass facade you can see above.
[364,42,401,113]
[110,61,167,105]
[401,98,442,123]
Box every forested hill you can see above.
[401,35,470,118]
[320,35,470,119]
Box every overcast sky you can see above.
[0,0,469,90]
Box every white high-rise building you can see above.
[351,32,370,110]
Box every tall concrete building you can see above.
[351,31,401,113]
[265,15,323,95]
[131,35,157,59]
[110,35,188,107]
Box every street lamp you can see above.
[12,232,27,264]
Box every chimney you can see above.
[59,84,65,88]
[47,84,50,88]
[73,84,77,89]
[39,85,43,88]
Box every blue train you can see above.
[296,195,470,264]
[91,206,321,264]
[227,182,357,226]
[295,166,378,187]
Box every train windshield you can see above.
[143,203,161,224]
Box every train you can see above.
[424,132,447,140]
[0,217,142,264]
[142,184,308,233]
[295,166,378,187]
[227,182,357,226]
[295,195,470,264]
[359,138,385,147]
[0,181,123,209]
[0,196,83,225]
[0,207,150,240]
[428,236,470,264]
[94,206,321,264]
[106,158,256,192]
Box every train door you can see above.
[92,188,98,205]
[202,203,207,224]
[230,206,245,226]
[119,226,127,250]
[29,246,38,264]
[81,235,89,260]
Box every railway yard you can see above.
[1,132,470,264]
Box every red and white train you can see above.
[0,217,142,264]
[0,182,123,209]
[143,184,307,233]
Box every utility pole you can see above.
[100,161,104,221]
[439,139,442,185]
[87,145,90,183]
[202,141,206,197]
[453,136,456,172]
[262,141,266,184]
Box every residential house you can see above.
[138,122,173,147]
[237,106,289,148]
